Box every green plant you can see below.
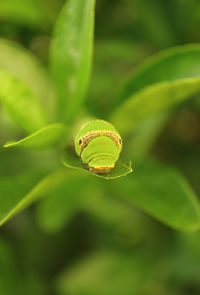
[0,0,200,233]
[2,1,200,295]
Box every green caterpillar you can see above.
[75,119,122,173]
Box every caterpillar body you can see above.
[75,120,122,173]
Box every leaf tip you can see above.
[3,141,16,148]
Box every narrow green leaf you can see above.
[0,37,50,101]
[4,123,67,149]
[0,168,69,226]
[109,159,200,232]
[0,71,48,133]
[120,44,200,102]
[111,78,200,135]
[111,45,200,135]
[50,0,95,122]
[62,152,132,180]
[0,172,45,226]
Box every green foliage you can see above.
[119,45,200,101]
[109,159,200,231]
[0,71,48,133]
[0,38,51,101]
[111,45,200,134]
[1,0,200,294]
[50,0,95,122]
[0,169,69,226]
[112,77,200,135]
[0,0,199,232]
[4,123,68,149]
[0,171,44,226]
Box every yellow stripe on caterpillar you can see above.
[78,129,122,154]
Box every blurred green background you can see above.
[1,0,200,294]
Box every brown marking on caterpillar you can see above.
[78,130,121,154]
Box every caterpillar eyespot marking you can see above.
[75,120,122,174]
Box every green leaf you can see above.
[0,168,69,226]
[0,172,45,226]
[0,37,53,110]
[109,159,200,232]
[4,123,68,149]
[50,0,95,122]
[111,45,200,135]
[0,71,48,133]
[120,44,200,102]
[62,152,133,180]
[111,77,200,135]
